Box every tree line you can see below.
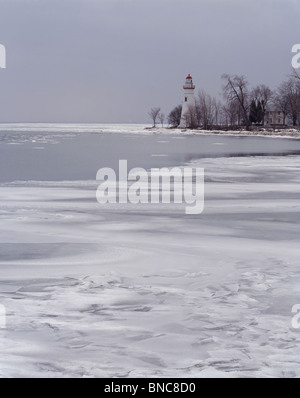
[149,69,300,130]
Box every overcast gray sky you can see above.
[0,0,299,123]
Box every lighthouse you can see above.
[179,74,196,128]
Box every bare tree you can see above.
[222,74,250,130]
[148,107,161,127]
[272,81,290,125]
[213,99,222,126]
[292,68,300,81]
[182,105,198,129]
[288,79,300,126]
[195,91,221,128]
[274,79,300,126]
[158,112,165,127]
[290,70,300,126]
[221,100,239,126]
[197,90,215,130]
[168,105,182,127]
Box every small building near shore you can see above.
[265,109,286,126]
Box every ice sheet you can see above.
[1,151,300,377]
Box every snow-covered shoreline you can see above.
[0,123,299,139]
[147,127,300,139]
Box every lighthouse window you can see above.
[185,97,187,102]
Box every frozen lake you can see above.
[0,124,300,377]
[1,123,300,182]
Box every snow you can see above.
[0,122,299,139]
[0,124,300,377]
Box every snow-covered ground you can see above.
[0,122,299,138]
[0,125,300,377]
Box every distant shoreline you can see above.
[145,127,300,139]
[0,123,299,139]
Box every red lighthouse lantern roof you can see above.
[186,74,192,79]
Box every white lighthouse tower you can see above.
[179,74,196,128]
